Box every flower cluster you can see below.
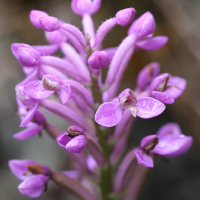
[9,0,192,199]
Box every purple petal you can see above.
[151,134,193,157]
[86,155,98,171]
[13,126,42,140]
[115,8,136,27]
[42,74,60,91]
[8,159,37,180]
[59,83,72,104]
[95,102,124,127]
[24,80,54,99]
[137,62,160,90]
[135,150,154,167]
[66,135,87,153]
[20,103,38,127]
[165,76,187,99]
[18,175,49,198]
[140,135,158,149]
[136,36,168,51]
[152,91,174,104]
[156,122,181,137]
[56,132,71,149]
[136,97,165,119]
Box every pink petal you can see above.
[56,132,71,148]
[25,81,54,99]
[66,135,87,153]
[59,83,72,104]
[136,36,168,51]
[140,135,158,149]
[13,126,42,140]
[165,76,187,99]
[20,103,38,127]
[135,150,154,167]
[95,102,124,127]
[152,91,174,104]
[156,123,181,137]
[136,97,165,119]
[18,175,48,198]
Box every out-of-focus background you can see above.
[0,0,200,199]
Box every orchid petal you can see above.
[136,97,165,119]
[135,150,154,167]
[152,91,174,104]
[95,102,124,127]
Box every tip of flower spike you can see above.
[128,11,156,40]
[88,51,110,70]
[30,10,49,29]
[116,8,136,27]
[39,16,60,32]
[17,47,41,67]
[71,0,102,16]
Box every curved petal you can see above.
[66,135,87,153]
[152,91,174,104]
[156,122,181,137]
[140,135,158,149]
[18,175,49,198]
[25,81,54,99]
[136,97,165,119]
[135,150,154,167]
[13,126,42,140]
[151,134,192,156]
[95,102,124,127]
[8,159,37,180]
[136,36,168,51]
[56,132,71,149]
[165,76,187,99]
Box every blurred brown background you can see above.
[0,0,200,199]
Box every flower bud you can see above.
[45,31,67,44]
[128,11,156,40]
[17,47,40,67]
[30,10,49,29]
[11,43,32,58]
[18,175,49,198]
[115,8,136,27]
[39,16,60,32]
[88,51,110,70]
[137,62,160,90]
[42,74,60,91]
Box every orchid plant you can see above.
[9,0,193,199]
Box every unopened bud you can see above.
[39,16,60,32]
[116,8,136,26]
[30,10,49,29]
[88,51,110,70]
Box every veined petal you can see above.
[135,150,154,167]
[136,36,168,51]
[136,97,165,118]
[95,102,124,127]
